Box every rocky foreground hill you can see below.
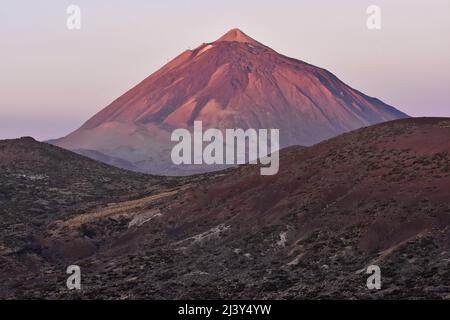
[1,118,450,299]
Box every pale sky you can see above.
[1,0,449,140]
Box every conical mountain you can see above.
[53,28,408,175]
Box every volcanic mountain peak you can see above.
[53,29,409,175]
[215,28,261,46]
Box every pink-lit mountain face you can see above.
[53,29,408,175]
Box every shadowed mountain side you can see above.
[0,136,183,289]
[2,118,449,299]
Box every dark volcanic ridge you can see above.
[1,118,450,299]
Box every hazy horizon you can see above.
[1,0,449,140]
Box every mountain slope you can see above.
[4,118,449,299]
[0,137,179,290]
[53,29,408,175]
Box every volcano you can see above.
[52,28,408,175]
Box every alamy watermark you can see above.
[65,5,380,31]
[367,5,382,30]
[171,121,279,175]
[366,265,382,290]
[66,265,81,290]
[66,5,81,30]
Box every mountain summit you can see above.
[53,29,409,175]
[216,28,262,45]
